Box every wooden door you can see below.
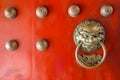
[0,0,120,80]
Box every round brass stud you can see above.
[36,6,48,18]
[4,7,18,19]
[100,5,113,17]
[68,5,80,17]
[5,40,19,51]
[36,39,48,51]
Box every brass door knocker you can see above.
[73,20,106,69]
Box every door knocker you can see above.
[73,20,106,69]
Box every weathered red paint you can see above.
[0,0,120,80]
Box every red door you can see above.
[0,0,120,80]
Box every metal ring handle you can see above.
[75,42,106,69]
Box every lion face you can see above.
[74,20,105,52]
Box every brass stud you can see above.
[100,5,113,17]
[4,7,18,19]
[68,5,80,17]
[36,39,48,51]
[36,6,48,18]
[5,40,19,51]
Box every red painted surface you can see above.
[0,0,120,80]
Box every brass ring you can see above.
[75,42,106,69]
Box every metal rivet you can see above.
[5,40,19,51]
[4,7,18,19]
[36,39,48,51]
[68,5,80,17]
[100,5,113,17]
[36,6,48,18]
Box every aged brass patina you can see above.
[74,20,106,69]
[78,54,102,67]
[74,20,105,52]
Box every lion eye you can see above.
[93,35,98,37]
[83,35,89,38]
[93,35,97,37]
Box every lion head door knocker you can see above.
[73,20,106,69]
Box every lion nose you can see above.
[88,37,95,43]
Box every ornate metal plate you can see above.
[78,54,102,67]
[73,20,105,52]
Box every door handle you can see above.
[73,20,106,69]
